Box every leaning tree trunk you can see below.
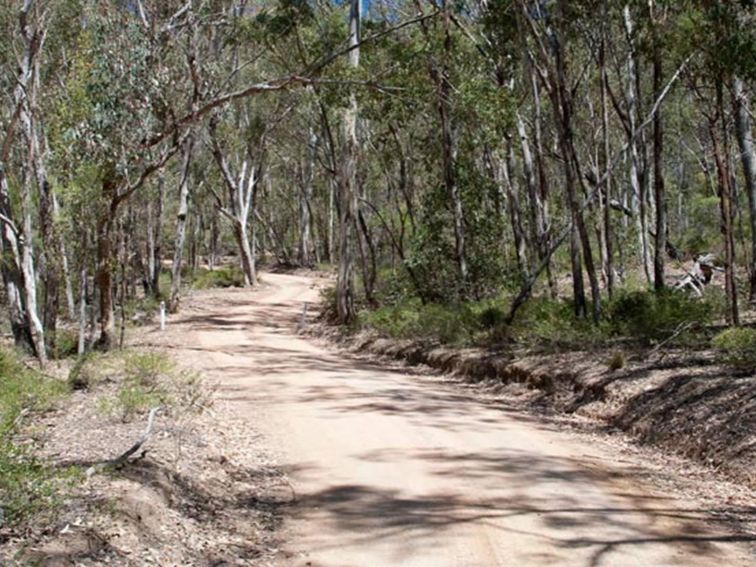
[0,164,35,353]
[732,76,756,303]
[19,161,46,362]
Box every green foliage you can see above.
[0,350,66,438]
[192,266,246,289]
[0,348,75,527]
[358,299,480,345]
[507,298,608,349]
[712,327,756,368]
[0,445,80,529]
[406,167,516,303]
[607,289,716,342]
[97,350,208,422]
[356,285,724,352]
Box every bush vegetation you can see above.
[354,286,725,351]
[712,327,756,368]
[192,265,246,289]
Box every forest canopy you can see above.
[0,0,755,362]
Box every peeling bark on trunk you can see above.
[20,165,46,362]
[0,164,35,353]
[732,77,756,302]
[623,5,653,284]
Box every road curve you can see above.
[173,272,754,567]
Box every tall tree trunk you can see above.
[732,76,756,302]
[328,178,336,264]
[169,137,194,312]
[208,209,219,270]
[599,29,614,297]
[77,265,88,355]
[553,0,599,320]
[439,1,467,290]
[95,171,119,350]
[298,130,316,267]
[624,5,653,284]
[58,193,77,320]
[151,178,165,296]
[529,65,557,298]
[500,141,529,282]
[516,112,547,278]
[710,82,739,325]
[336,0,361,323]
[651,5,666,290]
[20,166,46,362]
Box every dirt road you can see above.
[171,273,754,567]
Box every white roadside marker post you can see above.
[160,301,166,331]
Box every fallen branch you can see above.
[648,321,695,359]
[86,407,161,478]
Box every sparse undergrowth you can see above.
[1,346,209,540]
[0,348,77,530]
[83,350,208,422]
